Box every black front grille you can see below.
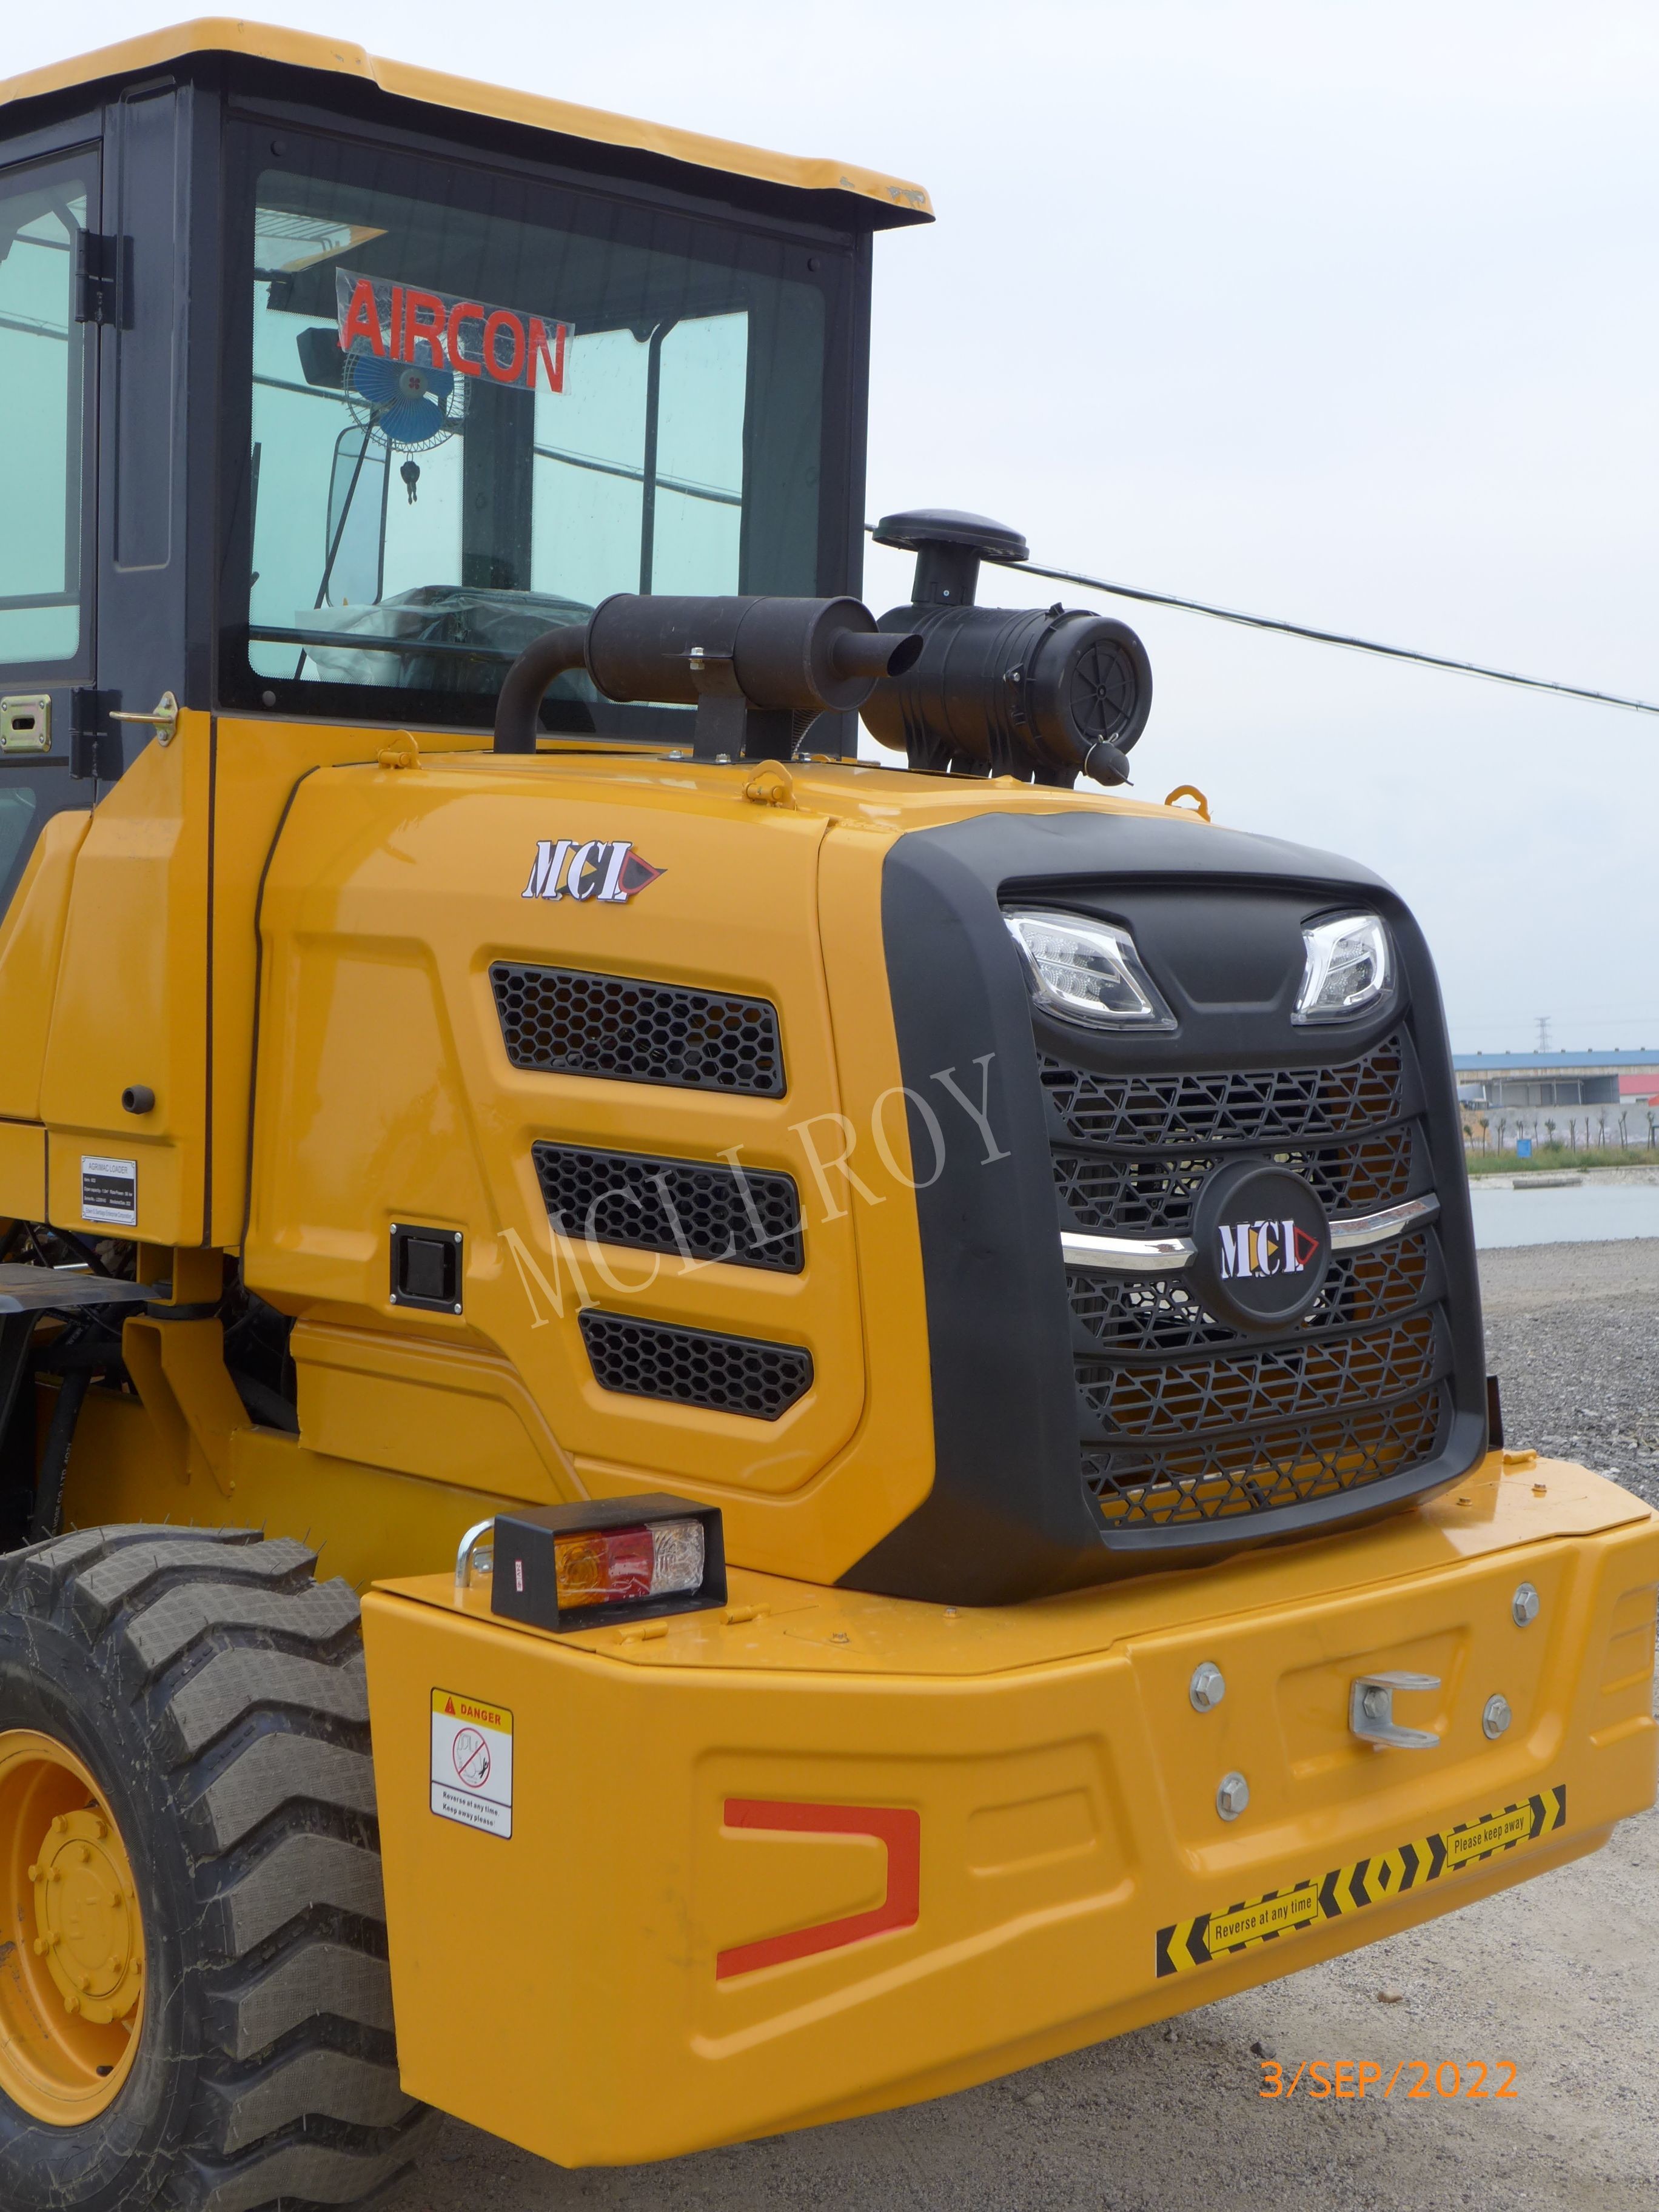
[1051,1030,1448,1536]
[579,1310,812,1419]
[492,964,785,1095]
[532,1142,802,1272]
[1069,1230,1435,1354]
[1053,1128,1414,1235]
[1041,1034,1406,1147]
[1079,1312,1439,1439]
[1082,1387,1447,1529]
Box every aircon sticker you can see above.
[522,839,664,903]
[431,1689,514,1839]
[337,267,568,395]
[81,1155,137,1228]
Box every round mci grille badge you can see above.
[1189,1159,1332,1333]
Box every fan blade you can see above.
[346,353,400,405]
[381,398,446,447]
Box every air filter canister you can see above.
[861,509,1153,784]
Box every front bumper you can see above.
[363,1453,1657,2167]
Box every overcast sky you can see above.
[11,2,1659,1051]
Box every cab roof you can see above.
[0,17,933,229]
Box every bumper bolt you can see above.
[1483,1694,1512,1740]
[1216,1771,1250,1821]
[1512,1582,1540,1627]
[1189,1662,1226,1713]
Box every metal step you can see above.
[0,1265,160,1314]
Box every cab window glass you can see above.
[230,141,834,731]
[0,787,37,890]
[0,158,91,669]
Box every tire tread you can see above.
[0,1525,428,2212]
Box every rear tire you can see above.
[0,1524,436,2211]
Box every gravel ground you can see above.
[1481,1237,1659,1513]
[384,1240,1659,2212]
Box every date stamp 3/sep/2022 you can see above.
[1260,2060,1518,2100]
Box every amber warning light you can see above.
[489,1495,727,1632]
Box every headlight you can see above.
[1005,910,1176,1030]
[1293,913,1391,1024]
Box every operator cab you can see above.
[0,22,931,909]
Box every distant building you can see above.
[1454,1051,1659,1109]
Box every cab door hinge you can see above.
[75,232,133,328]
[70,689,124,782]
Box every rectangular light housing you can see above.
[489,1493,726,1633]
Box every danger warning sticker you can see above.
[1155,1783,1566,1977]
[431,1689,514,1839]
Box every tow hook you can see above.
[1349,1671,1442,1750]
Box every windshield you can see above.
[221,131,847,733]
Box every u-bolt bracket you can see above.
[1349,1671,1442,1750]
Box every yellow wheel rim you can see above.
[0,1731,146,2124]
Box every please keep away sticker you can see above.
[431,1689,514,1839]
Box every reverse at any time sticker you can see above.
[431,1689,514,1839]
[1155,1785,1566,1977]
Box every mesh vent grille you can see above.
[492,964,784,1095]
[1041,1035,1405,1148]
[532,1144,802,1272]
[1081,1385,1448,1528]
[579,1311,812,1419]
[1068,1232,1433,1355]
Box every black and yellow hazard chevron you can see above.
[1155,1784,1566,1977]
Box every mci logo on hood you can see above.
[523,839,664,905]
[1216,1219,1323,1280]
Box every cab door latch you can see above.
[1350,1671,1441,1750]
[76,231,133,327]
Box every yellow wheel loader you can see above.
[0,21,1651,2207]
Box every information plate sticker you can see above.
[81,1155,137,1227]
[431,1689,514,1839]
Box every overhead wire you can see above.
[864,526,1659,718]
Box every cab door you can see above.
[0,142,99,922]
[0,140,100,1173]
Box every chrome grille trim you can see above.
[1061,1230,1198,1274]
[1327,1194,1440,1250]
[1060,1192,1439,1275]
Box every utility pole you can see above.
[1535,1014,1552,1053]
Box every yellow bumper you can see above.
[361,1455,1657,2166]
